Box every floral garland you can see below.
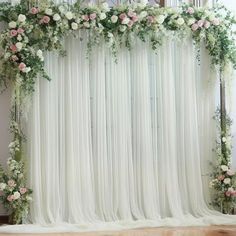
[210,109,235,214]
[0,0,235,224]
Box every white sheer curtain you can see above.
[3,34,231,234]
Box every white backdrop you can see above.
[13,33,234,233]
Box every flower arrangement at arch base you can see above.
[210,109,236,214]
[0,120,32,224]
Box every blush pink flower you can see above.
[10,44,17,53]
[218,175,225,181]
[197,19,204,28]
[10,29,18,37]
[147,16,155,24]
[225,190,231,197]
[7,195,14,202]
[119,13,127,20]
[82,15,89,21]
[11,55,19,61]
[212,18,220,26]
[132,15,138,23]
[204,21,210,29]
[128,20,134,28]
[8,179,16,187]
[17,28,24,34]
[19,187,27,194]
[227,170,235,176]
[89,13,97,20]
[18,62,26,71]
[191,23,199,31]
[232,191,236,197]
[30,7,39,15]
[186,7,194,14]
[40,16,50,24]
[128,10,136,18]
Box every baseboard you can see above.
[0,215,9,224]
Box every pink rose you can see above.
[225,191,231,197]
[8,179,16,187]
[119,13,127,20]
[7,195,14,202]
[128,10,136,18]
[10,44,17,53]
[197,20,204,28]
[11,55,19,61]
[218,175,225,181]
[191,23,199,31]
[17,28,24,34]
[132,15,138,23]
[10,29,18,37]
[30,7,39,15]
[147,16,155,24]
[204,21,210,29]
[227,170,235,176]
[89,13,97,20]
[82,15,89,21]
[128,20,134,28]
[40,16,50,24]
[18,62,26,71]
[19,187,27,194]
[212,18,220,26]
[186,7,194,14]
[232,191,236,197]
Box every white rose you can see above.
[222,137,227,143]
[228,187,234,192]
[188,18,195,26]
[0,183,6,190]
[119,25,127,32]
[209,14,215,21]
[13,191,21,200]
[83,22,90,28]
[18,14,26,23]
[102,2,110,12]
[100,13,106,20]
[17,35,22,41]
[53,13,61,21]
[22,67,31,73]
[15,42,23,51]
[176,17,184,25]
[59,5,66,14]
[156,15,165,24]
[9,21,17,29]
[37,50,43,57]
[122,17,130,25]
[221,165,229,172]
[65,11,73,20]
[111,15,118,23]
[76,17,81,24]
[45,8,53,16]
[26,196,32,201]
[223,178,231,185]
[139,11,147,19]
[107,32,113,38]
[71,22,78,30]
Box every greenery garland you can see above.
[0,0,235,223]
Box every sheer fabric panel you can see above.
[25,35,236,231]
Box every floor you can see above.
[0,226,236,236]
